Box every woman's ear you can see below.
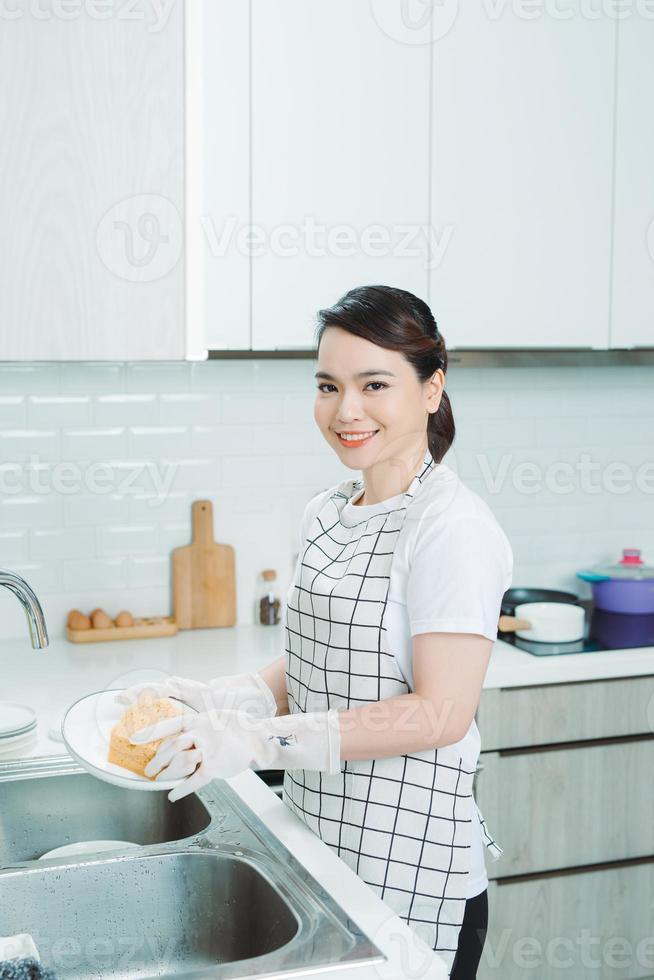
[426,369,445,413]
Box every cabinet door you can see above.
[250,0,431,350]
[430,9,614,349]
[611,13,654,349]
[477,676,654,751]
[0,7,185,360]
[480,863,654,980]
[201,0,250,350]
[477,739,654,878]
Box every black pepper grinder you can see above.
[255,569,281,625]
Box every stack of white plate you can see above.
[0,702,38,758]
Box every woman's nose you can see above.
[336,395,364,421]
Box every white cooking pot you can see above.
[498,601,585,643]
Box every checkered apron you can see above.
[283,449,503,975]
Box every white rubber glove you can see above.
[130,707,342,803]
[114,671,277,719]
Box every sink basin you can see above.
[0,757,385,979]
[0,769,210,863]
[0,851,298,977]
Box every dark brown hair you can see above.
[315,284,455,463]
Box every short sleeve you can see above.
[407,515,513,642]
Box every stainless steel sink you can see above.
[0,768,210,863]
[0,756,385,979]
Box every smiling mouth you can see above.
[335,429,380,446]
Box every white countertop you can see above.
[2,624,654,979]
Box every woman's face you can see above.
[314,326,443,469]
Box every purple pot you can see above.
[578,549,654,615]
[589,579,654,615]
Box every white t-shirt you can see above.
[293,460,513,899]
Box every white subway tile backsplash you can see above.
[127,556,169,588]
[282,392,316,424]
[222,391,284,425]
[10,561,62,594]
[191,425,250,456]
[128,491,190,524]
[281,453,338,488]
[128,426,189,458]
[94,394,159,426]
[0,357,650,638]
[64,494,130,527]
[455,390,511,420]
[0,364,60,394]
[61,363,124,393]
[0,397,26,428]
[162,458,221,491]
[97,524,157,556]
[63,557,127,592]
[28,396,92,428]
[479,418,537,449]
[62,427,128,459]
[160,393,221,425]
[0,495,63,529]
[0,429,59,460]
[0,530,28,562]
[97,524,158,556]
[30,527,95,561]
[222,454,282,488]
[126,363,190,393]
[159,523,192,552]
[252,423,322,456]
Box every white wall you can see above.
[0,359,651,639]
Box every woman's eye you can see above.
[316,382,387,393]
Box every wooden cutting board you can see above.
[172,500,236,629]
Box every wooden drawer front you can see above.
[478,862,654,980]
[476,740,654,877]
[478,675,654,750]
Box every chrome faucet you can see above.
[0,569,49,648]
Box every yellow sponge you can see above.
[108,696,182,779]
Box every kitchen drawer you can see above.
[477,674,654,750]
[476,738,654,877]
[479,860,654,980]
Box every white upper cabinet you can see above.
[0,4,198,360]
[201,0,250,350]
[249,0,431,350]
[611,14,654,349]
[429,9,615,350]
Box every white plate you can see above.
[39,840,139,860]
[0,702,37,738]
[0,729,38,758]
[62,690,195,792]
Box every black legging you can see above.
[450,888,488,979]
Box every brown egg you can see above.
[67,610,91,631]
[115,610,134,628]
[67,608,83,627]
[91,609,114,630]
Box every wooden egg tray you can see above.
[66,616,178,644]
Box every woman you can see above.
[125,285,513,979]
